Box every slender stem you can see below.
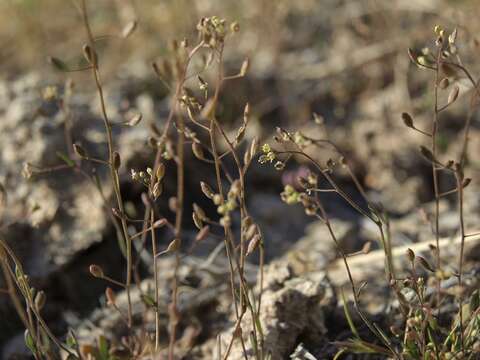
[79,0,133,326]
[168,112,186,359]
[150,210,160,351]
[432,48,442,305]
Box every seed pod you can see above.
[126,113,142,127]
[113,152,121,170]
[193,203,206,220]
[105,287,116,306]
[447,85,459,104]
[112,208,124,219]
[439,78,449,89]
[155,163,165,181]
[24,330,36,353]
[239,58,249,76]
[246,234,261,256]
[407,48,417,63]
[148,137,159,149]
[165,238,180,253]
[406,248,415,263]
[152,62,161,77]
[153,218,167,228]
[230,21,240,33]
[192,212,203,229]
[243,102,250,120]
[401,112,414,128]
[195,225,210,242]
[89,264,104,278]
[152,181,162,198]
[200,99,216,119]
[200,181,215,199]
[73,143,87,158]
[470,289,479,311]
[212,194,222,205]
[82,44,97,65]
[361,241,371,254]
[440,62,457,78]
[235,124,247,145]
[34,290,46,311]
[192,142,205,160]
[244,137,258,165]
[419,146,437,164]
[121,20,137,38]
[417,256,435,272]
[462,178,472,188]
[245,224,257,240]
[48,56,71,72]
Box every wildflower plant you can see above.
[264,25,480,359]
[1,1,264,359]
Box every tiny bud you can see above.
[212,194,222,205]
[113,152,121,170]
[230,21,240,33]
[274,161,285,170]
[105,287,116,306]
[220,215,231,227]
[89,264,104,278]
[401,112,414,128]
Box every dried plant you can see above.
[1,1,264,359]
[264,25,480,359]
[2,2,480,360]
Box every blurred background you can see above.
[1,0,480,358]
